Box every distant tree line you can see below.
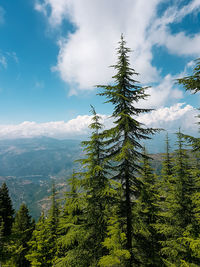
[0,36,200,266]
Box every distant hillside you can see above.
[0,136,167,219]
[0,137,82,219]
[0,137,82,176]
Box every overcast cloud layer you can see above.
[35,0,200,104]
[0,103,197,140]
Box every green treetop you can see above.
[55,175,87,267]
[27,184,59,267]
[158,130,198,265]
[8,203,35,267]
[134,148,162,266]
[162,133,173,178]
[97,34,159,266]
[0,182,14,237]
[79,105,112,265]
[176,58,200,94]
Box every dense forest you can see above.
[1,36,200,266]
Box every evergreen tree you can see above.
[0,182,14,237]
[176,58,200,150]
[8,203,35,267]
[27,184,59,267]
[78,106,112,265]
[0,182,14,266]
[26,213,51,267]
[134,148,162,266]
[97,35,159,265]
[176,58,200,94]
[0,216,4,265]
[55,175,88,267]
[157,130,198,265]
[162,133,173,178]
[48,183,59,245]
[99,183,131,267]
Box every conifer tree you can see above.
[26,213,51,267]
[48,183,59,243]
[159,133,174,209]
[176,58,200,150]
[0,216,4,265]
[176,58,200,94]
[0,182,14,237]
[0,182,14,265]
[78,106,112,265]
[162,133,173,178]
[97,35,159,265]
[55,175,88,267]
[98,182,131,267]
[27,184,59,267]
[8,203,34,267]
[134,148,161,266]
[157,130,198,265]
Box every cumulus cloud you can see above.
[0,51,18,69]
[139,103,198,134]
[35,0,200,100]
[0,114,110,139]
[138,74,183,108]
[0,103,198,140]
[0,55,7,69]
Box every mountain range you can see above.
[0,137,82,219]
[0,136,164,219]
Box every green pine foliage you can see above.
[55,175,88,267]
[157,130,199,266]
[0,182,14,237]
[133,148,162,266]
[176,58,200,94]
[0,182,15,265]
[99,184,131,267]
[176,58,200,150]
[97,34,159,265]
[0,216,4,264]
[26,184,59,266]
[26,213,52,266]
[78,105,113,265]
[162,133,173,178]
[2,38,200,267]
[7,203,35,267]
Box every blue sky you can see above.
[0,0,200,143]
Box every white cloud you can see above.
[0,114,109,139]
[0,103,198,139]
[138,74,183,108]
[0,55,7,69]
[139,103,198,134]
[35,0,200,99]
[0,51,18,69]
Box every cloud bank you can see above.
[0,103,197,140]
[35,0,200,103]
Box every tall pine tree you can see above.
[97,34,159,265]
[0,182,14,237]
[55,175,87,267]
[134,148,162,266]
[157,130,198,265]
[0,182,14,265]
[27,184,59,267]
[78,106,112,265]
[8,203,35,267]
